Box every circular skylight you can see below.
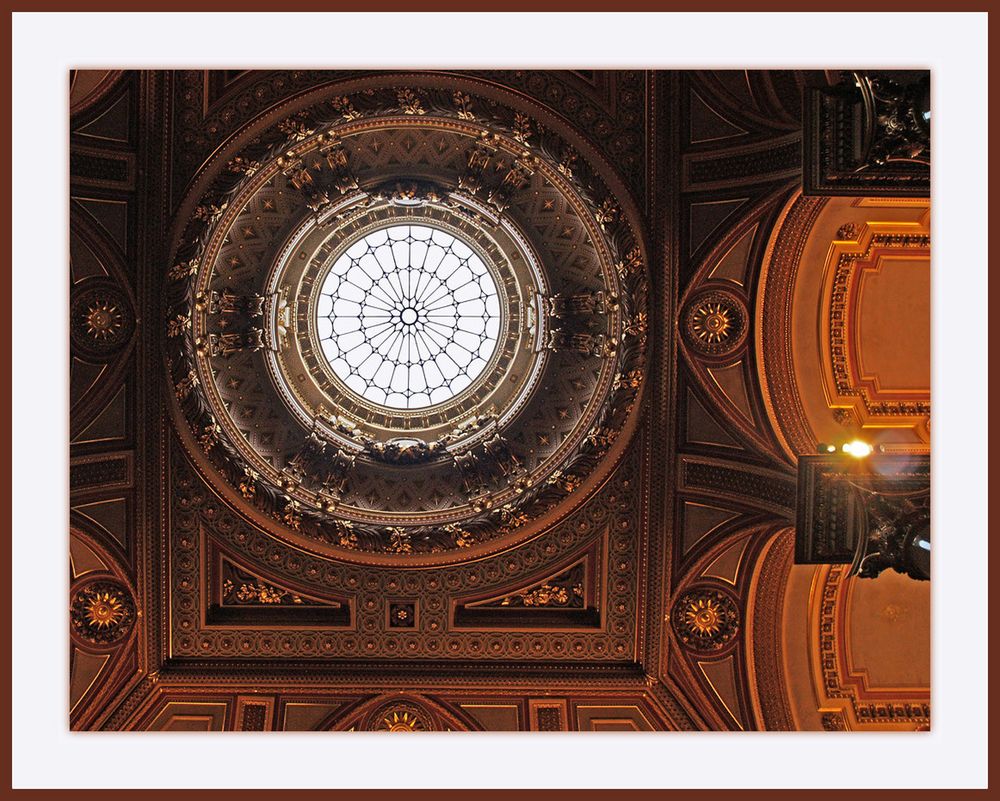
[316,224,502,409]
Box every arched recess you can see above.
[70,70,126,118]
[746,529,930,731]
[69,209,138,441]
[667,521,787,732]
[326,693,483,732]
[757,193,931,460]
[69,527,142,730]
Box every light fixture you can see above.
[816,440,883,457]
[841,440,874,458]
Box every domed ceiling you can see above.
[164,81,647,562]
[69,68,931,734]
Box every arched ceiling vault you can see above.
[68,68,930,732]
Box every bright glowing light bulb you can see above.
[841,440,873,458]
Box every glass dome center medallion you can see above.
[316,224,502,410]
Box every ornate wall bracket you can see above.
[803,71,930,197]
[794,453,930,581]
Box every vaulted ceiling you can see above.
[69,69,930,732]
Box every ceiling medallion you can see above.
[83,298,124,339]
[164,83,648,561]
[362,700,435,732]
[71,280,135,359]
[70,578,136,647]
[671,588,739,653]
[682,289,748,358]
[378,710,425,732]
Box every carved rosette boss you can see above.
[681,289,748,359]
[671,587,740,654]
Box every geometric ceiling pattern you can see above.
[69,68,930,732]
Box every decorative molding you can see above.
[683,134,801,191]
[70,279,136,361]
[803,71,930,197]
[163,80,648,559]
[756,192,829,457]
[810,565,930,728]
[746,528,796,731]
[823,230,930,423]
[70,452,133,493]
[680,456,797,518]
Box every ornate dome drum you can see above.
[163,78,649,563]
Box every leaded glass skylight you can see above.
[316,224,502,409]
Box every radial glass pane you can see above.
[317,224,501,409]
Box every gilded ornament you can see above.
[231,581,303,605]
[388,529,413,554]
[330,95,362,121]
[239,468,258,500]
[452,91,475,120]
[377,710,425,732]
[500,582,582,608]
[586,427,616,450]
[198,419,222,452]
[837,222,859,241]
[624,311,647,339]
[83,297,124,340]
[168,258,199,282]
[278,154,313,190]
[616,246,643,279]
[833,408,856,428]
[282,498,302,530]
[175,370,199,400]
[84,591,125,628]
[226,155,261,176]
[72,282,133,357]
[682,290,747,358]
[192,201,227,223]
[166,314,190,338]
[557,148,577,178]
[220,563,312,606]
[396,88,426,116]
[689,301,732,344]
[512,112,532,144]
[613,369,643,390]
[671,589,739,653]
[493,564,586,609]
[277,114,316,141]
[70,580,135,646]
[595,197,619,229]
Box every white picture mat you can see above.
[12,10,987,790]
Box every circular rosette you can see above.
[671,588,740,654]
[364,700,433,732]
[681,289,748,359]
[70,578,136,647]
[71,279,135,360]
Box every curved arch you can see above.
[757,192,931,460]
